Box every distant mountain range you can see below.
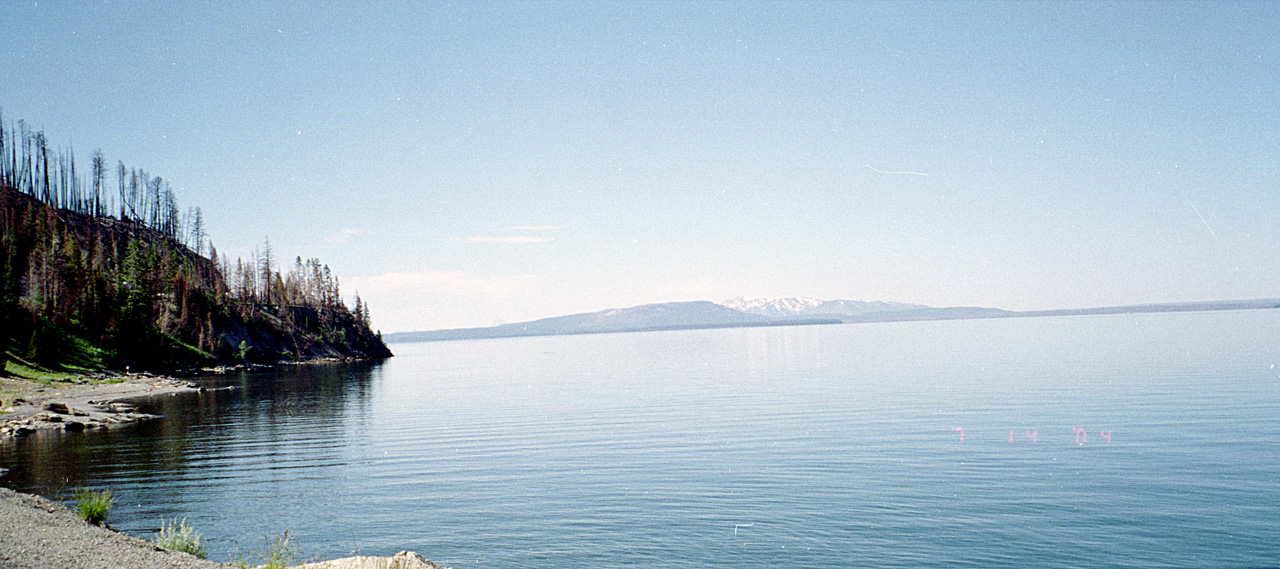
[384,301,839,343]
[383,297,1279,344]
[720,297,929,318]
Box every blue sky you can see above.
[3,1,1278,331]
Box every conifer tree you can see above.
[92,149,105,217]
[259,238,274,303]
[116,161,127,219]
[0,116,390,370]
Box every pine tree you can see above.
[91,149,106,217]
[189,207,205,255]
[259,237,274,303]
[353,295,365,327]
[0,240,16,374]
[116,161,127,219]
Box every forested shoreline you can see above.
[0,114,391,374]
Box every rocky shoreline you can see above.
[0,486,448,569]
[0,485,232,569]
[0,373,218,437]
[0,373,450,568]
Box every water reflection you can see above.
[1,313,1277,567]
[0,359,386,499]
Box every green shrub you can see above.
[231,529,299,569]
[74,488,113,525]
[263,530,298,569]
[154,517,208,559]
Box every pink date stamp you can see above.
[954,427,1111,445]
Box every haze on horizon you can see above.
[3,2,1278,333]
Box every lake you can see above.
[2,310,1278,567]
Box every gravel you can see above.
[0,487,233,569]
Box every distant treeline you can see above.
[0,112,389,372]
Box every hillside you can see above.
[386,301,841,342]
[0,182,391,373]
[721,296,930,318]
[720,298,1013,322]
[386,295,1280,345]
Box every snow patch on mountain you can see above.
[719,297,822,317]
[720,297,930,318]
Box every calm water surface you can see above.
[3,311,1279,567]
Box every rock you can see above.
[392,551,446,568]
[11,426,35,437]
[63,421,86,432]
[43,402,70,414]
[290,551,449,569]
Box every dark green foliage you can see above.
[74,488,113,525]
[0,115,392,372]
[23,316,83,368]
[0,241,17,374]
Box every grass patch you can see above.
[264,530,299,569]
[4,358,82,382]
[153,517,208,559]
[19,315,113,372]
[236,530,298,569]
[74,488,113,525]
[2,358,128,385]
[147,332,215,368]
[54,331,114,371]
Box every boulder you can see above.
[289,551,449,569]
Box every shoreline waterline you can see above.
[1,365,445,568]
[0,486,448,569]
[4,312,1278,567]
[1,373,210,437]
